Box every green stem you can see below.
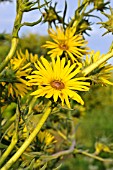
[73,1,88,29]
[2,114,16,132]
[0,3,23,74]
[28,96,37,115]
[74,149,113,162]
[82,50,113,76]
[0,38,19,74]
[0,103,20,167]
[0,132,18,167]
[78,0,81,7]
[34,140,76,168]
[1,104,51,170]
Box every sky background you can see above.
[0,0,113,63]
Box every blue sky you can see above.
[0,0,113,63]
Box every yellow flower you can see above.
[95,142,113,155]
[42,26,89,62]
[28,56,90,108]
[84,50,113,85]
[6,50,36,98]
[10,50,38,67]
[7,83,30,98]
[7,69,31,98]
[18,49,38,63]
[38,131,56,146]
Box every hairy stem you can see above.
[82,50,113,76]
[34,140,76,168]
[0,103,20,167]
[78,0,81,7]
[0,132,18,167]
[1,103,51,170]
[74,149,113,162]
[0,2,23,74]
[0,38,19,74]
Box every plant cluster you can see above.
[0,0,113,169]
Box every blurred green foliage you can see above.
[18,33,50,56]
[0,33,49,63]
[0,33,11,63]
[60,82,113,170]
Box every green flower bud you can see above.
[77,19,92,34]
[98,7,113,35]
[89,0,109,11]
[42,3,63,26]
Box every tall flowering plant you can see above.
[0,0,113,169]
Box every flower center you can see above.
[59,41,68,50]
[50,80,65,90]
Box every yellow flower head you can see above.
[42,26,89,62]
[38,131,56,146]
[28,56,90,108]
[6,50,38,98]
[84,50,113,85]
